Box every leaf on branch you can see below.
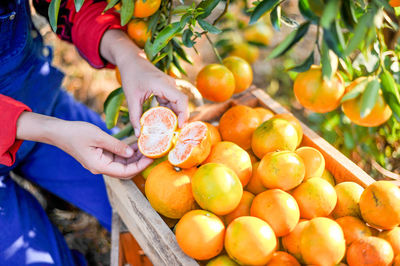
[120,0,134,26]
[360,78,380,118]
[182,29,195,48]
[104,88,125,129]
[321,41,338,80]
[270,5,281,31]
[380,69,400,121]
[298,0,319,23]
[74,0,85,12]
[104,0,119,11]
[197,0,222,19]
[249,0,281,25]
[320,0,340,29]
[198,19,222,34]
[145,22,182,60]
[48,0,61,32]
[341,78,368,103]
[268,21,311,59]
[344,11,375,56]
[287,51,314,72]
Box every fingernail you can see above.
[126,147,134,156]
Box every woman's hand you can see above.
[16,112,152,178]
[100,29,189,136]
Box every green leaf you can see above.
[198,19,222,34]
[250,0,281,25]
[48,0,61,32]
[145,22,182,60]
[320,0,340,29]
[180,13,192,28]
[360,79,380,118]
[321,41,338,80]
[104,0,120,11]
[280,13,299,27]
[197,0,222,19]
[373,0,394,12]
[344,11,374,56]
[120,0,134,26]
[341,78,368,103]
[268,21,310,59]
[113,124,133,139]
[341,0,357,29]
[322,27,343,58]
[173,55,187,76]
[344,130,355,149]
[380,70,400,121]
[182,29,195,48]
[147,10,161,34]
[298,0,319,23]
[74,0,85,12]
[288,51,314,72]
[104,88,125,129]
[151,52,168,65]
[171,39,192,64]
[270,5,281,31]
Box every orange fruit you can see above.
[336,216,373,246]
[266,251,300,266]
[138,107,177,158]
[245,161,267,195]
[293,65,345,113]
[281,219,309,263]
[320,168,336,186]
[204,141,252,186]
[332,182,364,219]
[274,113,303,146]
[133,0,161,18]
[222,56,253,94]
[204,122,221,146]
[390,0,400,7]
[254,107,274,123]
[342,77,392,127]
[292,177,337,219]
[206,254,239,266]
[295,146,325,180]
[379,227,400,256]
[300,217,346,266]
[225,216,277,265]
[127,19,151,48]
[257,151,305,191]
[175,210,225,260]
[224,191,255,226]
[347,236,394,266]
[196,64,235,102]
[168,121,212,168]
[141,156,167,179]
[251,118,298,159]
[395,254,400,266]
[229,42,260,64]
[131,174,146,194]
[244,23,273,46]
[251,189,300,237]
[192,163,243,215]
[219,105,261,150]
[145,161,196,219]
[359,181,400,230]
[115,67,122,85]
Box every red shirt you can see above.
[0,0,124,166]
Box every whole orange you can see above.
[244,23,273,46]
[196,64,235,102]
[245,161,267,195]
[219,105,260,150]
[224,191,255,226]
[145,161,196,219]
[257,151,305,191]
[254,107,274,123]
[229,42,260,64]
[133,0,161,18]
[251,118,298,159]
[332,182,364,219]
[274,113,303,146]
[292,177,337,219]
[342,77,392,127]
[336,216,373,246]
[395,254,400,266]
[141,156,167,179]
[223,56,253,94]
[295,146,325,180]
[204,141,252,186]
[204,122,221,146]
[192,163,243,215]
[359,181,400,230]
[379,227,400,256]
[127,19,151,48]
[347,236,394,266]
[300,217,346,266]
[251,189,300,237]
[206,254,239,266]
[175,210,225,260]
[281,219,309,263]
[266,251,300,266]
[293,65,345,113]
[225,216,277,265]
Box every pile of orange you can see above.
[136,105,400,265]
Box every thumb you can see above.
[97,131,133,158]
[129,98,143,138]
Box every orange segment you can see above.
[168,121,211,168]
[138,107,177,158]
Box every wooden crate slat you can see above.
[105,177,198,266]
[251,89,375,187]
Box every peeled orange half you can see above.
[138,107,178,158]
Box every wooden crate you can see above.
[104,88,375,266]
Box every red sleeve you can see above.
[33,0,126,69]
[0,95,32,167]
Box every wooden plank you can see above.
[104,176,198,266]
[110,211,123,266]
[251,89,375,187]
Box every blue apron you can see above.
[0,1,112,265]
